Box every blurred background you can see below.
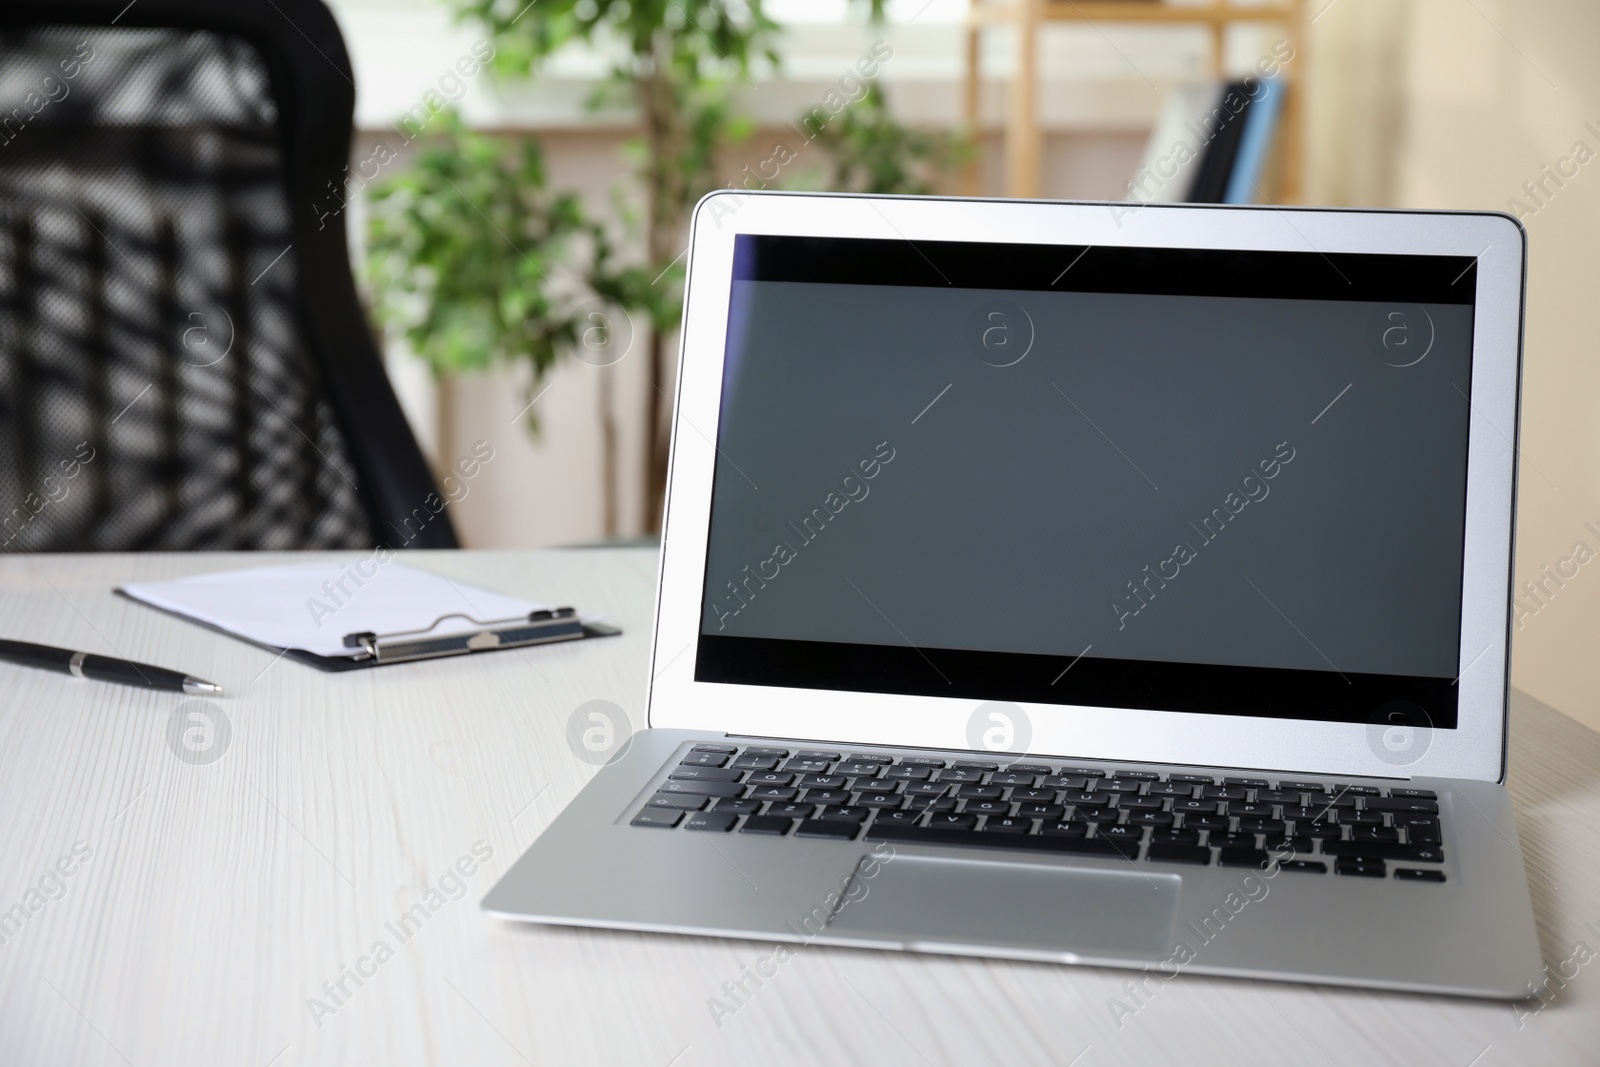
[335,0,1592,723]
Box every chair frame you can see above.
[0,0,459,549]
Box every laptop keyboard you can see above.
[629,744,1448,881]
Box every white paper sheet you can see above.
[120,561,551,658]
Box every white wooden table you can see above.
[1,549,1597,1067]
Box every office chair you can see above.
[0,0,458,551]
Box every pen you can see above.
[0,639,223,696]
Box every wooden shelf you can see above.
[963,0,1307,201]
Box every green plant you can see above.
[454,0,779,530]
[804,82,970,196]
[365,111,591,424]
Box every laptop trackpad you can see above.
[828,854,1181,960]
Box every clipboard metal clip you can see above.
[341,608,586,665]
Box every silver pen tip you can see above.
[183,679,223,696]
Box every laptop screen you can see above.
[695,234,1478,729]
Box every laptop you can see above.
[483,192,1541,997]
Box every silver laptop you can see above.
[484,192,1541,998]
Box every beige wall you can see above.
[1312,0,1600,732]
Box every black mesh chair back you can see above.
[0,0,456,551]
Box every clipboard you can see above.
[117,561,622,673]
[312,608,621,671]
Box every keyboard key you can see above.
[685,812,737,832]
[1127,811,1176,827]
[1040,776,1091,790]
[1147,844,1210,865]
[880,765,931,780]
[1007,764,1055,775]
[746,772,795,787]
[1183,814,1230,832]
[690,743,738,754]
[1407,824,1442,844]
[1118,795,1165,811]
[838,761,886,776]
[1395,868,1446,882]
[1343,811,1385,826]
[963,800,1010,816]
[819,806,869,822]
[797,774,845,789]
[1390,788,1437,799]
[1058,767,1106,779]
[1279,860,1327,874]
[1151,830,1201,846]
[1208,833,1257,849]
[1335,858,1387,877]
[1256,789,1302,804]
[876,809,922,825]
[1284,806,1333,822]
[646,794,707,811]
[795,819,858,840]
[904,782,950,797]
[730,755,779,771]
[905,796,957,812]
[748,786,798,802]
[1278,781,1323,792]
[1322,842,1444,863]
[1363,798,1440,814]
[1115,770,1161,781]
[1333,784,1381,796]
[767,803,816,819]
[1237,818,1286,835]
[1065,791,1113,808]
[668,767,743,782]
[1350,826,1401,842]
[1264,835,1313,855]
[934,768,985,783]
[780,759,834,773]
[952,760,999,771]
[1039,820,1089,837]
[1015,803,1065,819]
[957,784,1003,799]
[1218,847,1271,868]
[898,757,946,767]
[1305,793,1358,809]
[1077,808,1121,824]
[1230,802,1275,817]
[989,772,1037,787]
[1172,799,1218,814]
[802,789,851,805]
[1201,785,1247,800]
[740,815,792,835]
[858,792,905,809]
[867,823,1122,855]
[743,747,790,757]
[797,751,841,761]
[1168,774,1214,786]
[1300,823,1342,839]
[659,780,744,797]
[1102,779,1144,794]
[631,809,682,828]
[713,798,762,814]
[1009,788,1057,803]
[928,812,979,829]
[983,817,1034,834]
[679,752,729,767]
[1146,782,1193,798]
[1099,825,1146,842]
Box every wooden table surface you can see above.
[1,549,1597,1067]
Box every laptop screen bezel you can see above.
[648,192,1522,784]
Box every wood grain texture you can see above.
[0,549,1596,1067]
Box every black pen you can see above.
[0,639,222,696]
